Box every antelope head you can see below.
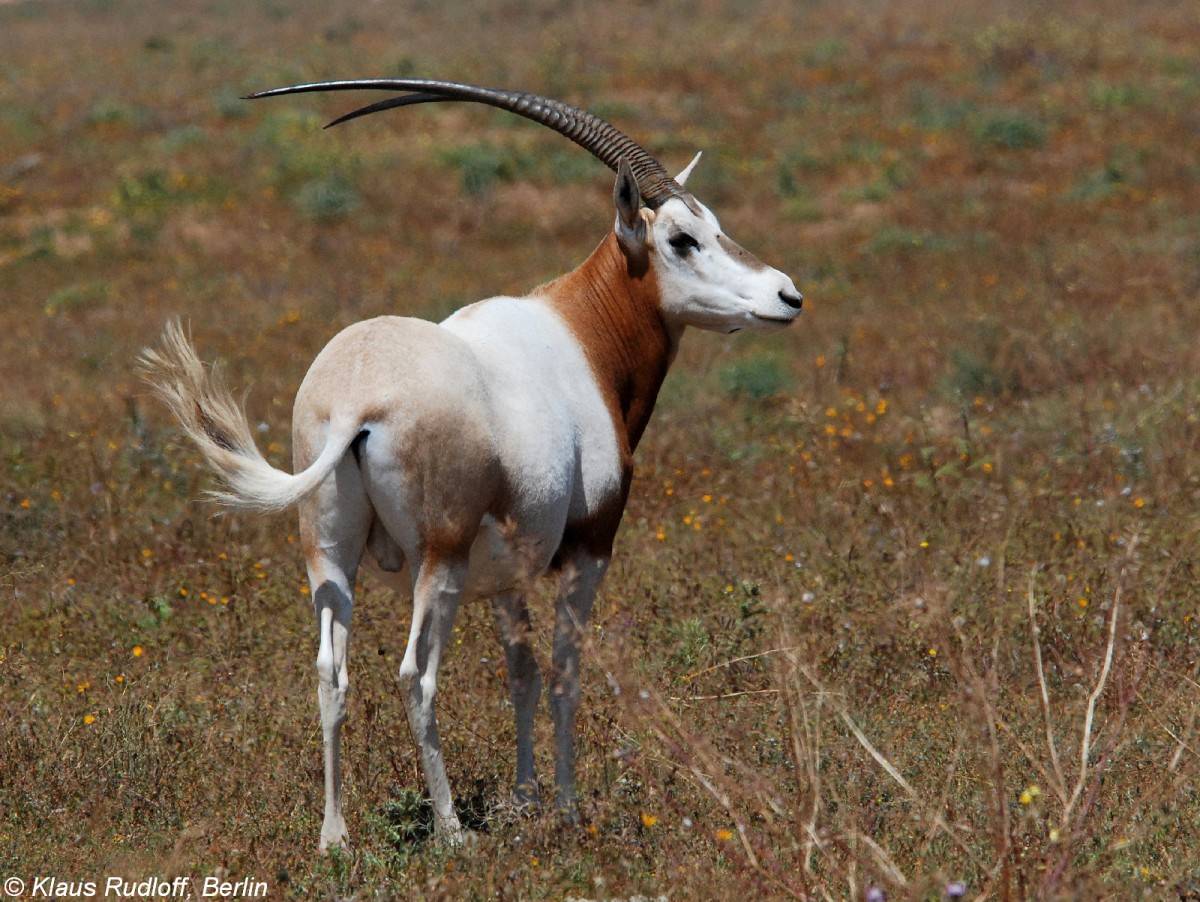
[610,153,803,334]
[245,78,803,333]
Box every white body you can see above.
[436,296,623,589]
[300,300,622,592]
[142,169,802,851]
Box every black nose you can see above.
[779,290,803,310]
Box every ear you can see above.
[613,158,649,272]
[674,151,702,187]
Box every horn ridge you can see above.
[245,78,684,208]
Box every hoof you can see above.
[556,800,579,826]
[435,813,466,848]
[514,782,542,811]
[319,818,349,854]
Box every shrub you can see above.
[974,112,1047,150]
[294,174,360,223]
[437,142,516,196]
[719,353,791,401]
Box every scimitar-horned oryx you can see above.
[140,78,803,852]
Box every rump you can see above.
[292,316,509,566]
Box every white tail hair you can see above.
[138,321,357,513]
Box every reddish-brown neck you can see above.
[538,233,678,457]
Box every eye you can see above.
[668,231,700,255]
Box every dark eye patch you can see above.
[668,231,700,254]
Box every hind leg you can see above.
[299,456,372,853]
[398,550,470,842]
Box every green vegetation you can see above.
[972,111,1048,151]
[719,353,792,402]
[2,0,1199,898]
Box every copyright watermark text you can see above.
[3,875,268,899]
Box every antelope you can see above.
[140,79,802,852]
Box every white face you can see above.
[646,195,803,334]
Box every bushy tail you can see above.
[138,321,356,513]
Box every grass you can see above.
[3,0,1200,898]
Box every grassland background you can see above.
[2,0,1199,898]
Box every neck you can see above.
[538,233,679,456]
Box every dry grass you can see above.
[3,0,1200,898]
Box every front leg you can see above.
[491,592,542,807]
[550,551,610,819]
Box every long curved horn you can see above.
[244,79,685,209]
